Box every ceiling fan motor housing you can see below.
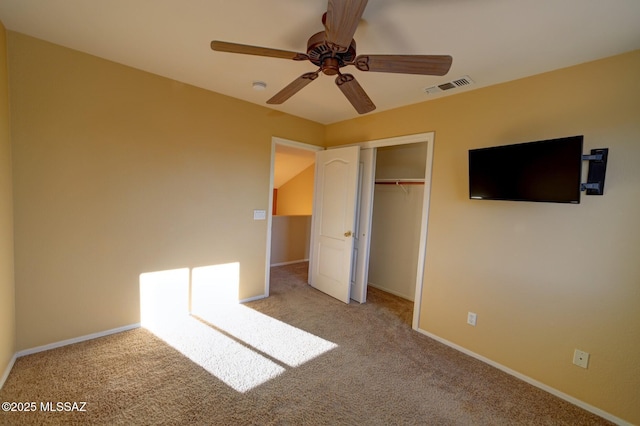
[307,31,356,75]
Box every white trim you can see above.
[0,353,17,390]
[265,140,276,298]
[330,132,435,150]
[16,323,141,358]
[416,327,631,426]
[239,294,267,303]
[271,137,324,152]
[270,259,309,267]
[367,282,413,302]
[412,138,434,330]
[352,147,376,303]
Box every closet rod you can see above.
[375,179,424,194]
[374,179,424,185]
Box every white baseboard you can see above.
[270,259,309,267]
[367,282,414,302]
[0,353,17,390]
[239,294,267,303]
[416,328,630,426]
[16,323,141,358]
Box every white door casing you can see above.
[309,146,360,303]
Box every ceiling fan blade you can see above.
[267,71,320,105]
[335,73,376,114]
[355,54,453,76]
[325,0,369,52]
[211,41,308,61]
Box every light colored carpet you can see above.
[0,262,611,425]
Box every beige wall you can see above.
[272,164,314,265]
[270,215,311,265]
[0,22,16,382]
[276,164,314,215]
[327,50,640,424]
[374,142,427,180]
[8,32,324,351]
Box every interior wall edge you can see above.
[0,19,16,394]
[0,353,16,390]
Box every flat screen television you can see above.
[469,135,584,204]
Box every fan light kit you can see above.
[211,0,452,114]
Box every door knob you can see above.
[344,231,352,237]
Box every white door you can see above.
[309,146,360,303]
[351,148,375,303]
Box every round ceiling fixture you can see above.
[252,81,267,91]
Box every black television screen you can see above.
[469,135,584,204]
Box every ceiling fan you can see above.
[211,0,452,114]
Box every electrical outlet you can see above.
[467,312,477,326]
[573,349,590,368]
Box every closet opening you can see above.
[366,142,428,320]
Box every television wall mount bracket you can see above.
[580,148,608,195]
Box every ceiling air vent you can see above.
[424,75,474,95]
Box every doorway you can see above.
[265,137,323,297]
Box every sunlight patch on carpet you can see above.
[139,263,337,393]
[194,304,338,368]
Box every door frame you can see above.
[264,137,323,297]
[266,132,435,332]
[331,132,434,330]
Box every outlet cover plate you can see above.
[573,349,590,368]
[467,312,477,326]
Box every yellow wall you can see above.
[0,22,16,382]
[276,164,314,215]
[7,32,324,351]
[327,50,640,424]
[270,215,311,265]
[374,142,427,180]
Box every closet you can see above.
[367,142,427,301]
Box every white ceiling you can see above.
[0,0,639,125]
